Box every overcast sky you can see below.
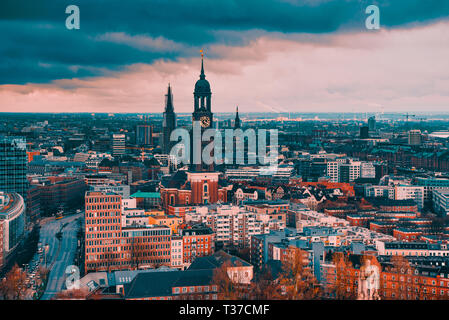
[1,0,449,114]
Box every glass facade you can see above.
[6,204,25,252]
[0,136,28,197]
[0,193,26,253]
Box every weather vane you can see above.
[200,49,204,58]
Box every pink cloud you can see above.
[1,21,449,114]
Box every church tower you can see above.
[190,52,215,172]
[192,52,213,129]
[234,106,241,129]
[160,52,226,207]
[162,84,176,154]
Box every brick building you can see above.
[179,224,214,265]
[30,176,86,215]
[393,228,423,242]
[321,253,449,300]
[85,191,173,273]
[85,192,123,272]
[160,171,228,210]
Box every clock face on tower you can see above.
[200,116,211,128]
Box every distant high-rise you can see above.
[360,126,369,139]
[136,124,153,146]
[408,130,422,146]
[368,116,376,131]
[112,134,126,156]
[0,136,28,197]
[162,84,177,154]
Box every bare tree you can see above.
[332,252,357,300]
[0,264,28,300]
[277,247,321,300]
[53,288,90,300]
[380,255,413,300]
[212,261,249,300]
[38,266,49,281]
[250,266,283,300]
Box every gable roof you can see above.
[188,250,252,270]
[124,269,215,299]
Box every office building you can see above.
[433,190,449,216]
[112,134,126,156]
[136,124,153,146]
[368,116,376,131]
[360,126,369,139]
[0,136,28,197]
[0,192,26,267]
[408,130,422,146]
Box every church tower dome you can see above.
[194,56,211,95]
[191,51,214,172]
[193,52,212,113]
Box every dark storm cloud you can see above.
[1,0,449,84]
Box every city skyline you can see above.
[4,0,449,306]
[1,1,449,113]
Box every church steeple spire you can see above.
[165,83,174,113]
[234,106,241,129]
[193,49,212,112]
[200,50,206,80]
[162,83,176,154]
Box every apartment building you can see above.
[179,224,214,265]
[185,204,284,248]
[394,185,424,211]
[376,241,449,257]
[366,184,424,211]
[85,191,172,272]
[112,134,126,156]
[414,177,449,202]
[433,190,449,216]
[170,236,184,269]
[326,159,362,183]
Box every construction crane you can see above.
[126,146,154,162]
[126,146,153,151]
[402,113,416,130]
[416,117,427,130]
[128,114,155,161]
[403,112,416,122]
